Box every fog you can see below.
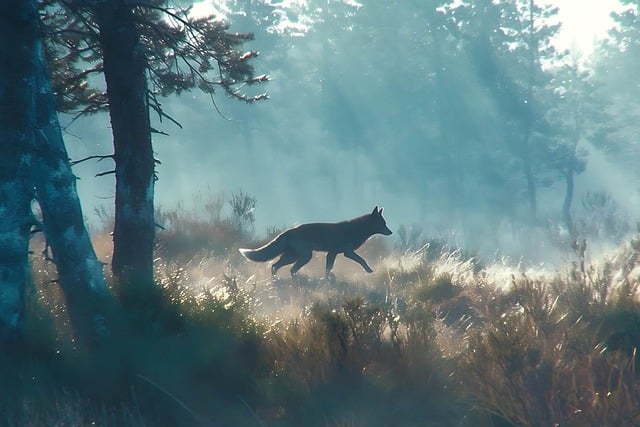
[62,0,640,265]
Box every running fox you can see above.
[239,206,392,277]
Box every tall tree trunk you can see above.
[95,0,155,285]
[522,140,537,218]
[32,28,110,346]
[0,0,39,345]
[1,0,110,347]
[562,167,575,237]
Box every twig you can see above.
[70,154,114,166]
[238,396,265,427]
[137,374,210,426]
[150,126,170,136]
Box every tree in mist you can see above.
[353,0,528,234]
[545,59,612,237]
[290,0,536,237]
[511,0,564,219]
[428,1,504,232]
[592,1,640,168]
[454,0,527,223]
[314,0,363,145]
[466,0,564,220]
[0,0,108,346]
[327,1,481,215]
[44,0,267,285]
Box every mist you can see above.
[62,0,639,265]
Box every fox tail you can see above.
[239,233,286,262]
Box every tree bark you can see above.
[95,0,155,285]
[1,0,111,347]
[562,167,575,237]
[32,26,110,346]
[0,0,39,345]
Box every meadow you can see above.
[3,197,640,426]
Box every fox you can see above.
[239,206,392,277]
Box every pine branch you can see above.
[70,154,114,166]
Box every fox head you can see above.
[371,206,392,236]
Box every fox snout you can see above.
[381,225,392,236]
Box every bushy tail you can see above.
[239,233,286,262]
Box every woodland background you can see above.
[2,0,640,426]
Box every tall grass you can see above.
[5,199,640,426]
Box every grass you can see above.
[4,201,640,426]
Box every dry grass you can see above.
[6,203,640,426]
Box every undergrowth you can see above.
[4,202,640,426]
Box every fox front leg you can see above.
[343,250,373,273]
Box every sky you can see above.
[552,0,621,55]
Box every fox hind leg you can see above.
[272,251,297,276]
[325,252,337,277]
[289,251,312,276]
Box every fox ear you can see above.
[379,207,384,215]
[372,206,379,215]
